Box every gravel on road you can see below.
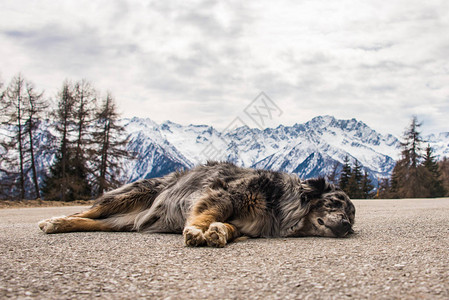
[1,198,448,299]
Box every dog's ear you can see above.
[303,177,333,199]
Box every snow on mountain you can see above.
[2,115,448,189]
[67,116,449,184]
[241,116,400,182]
[157,120,223,165]
[119,115,405,184]
[425,132,449,158]
[121,117,192,181]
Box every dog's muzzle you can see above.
[331,219,353,237]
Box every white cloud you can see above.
[0,0,448,136]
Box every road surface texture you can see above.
[1,198,448,299]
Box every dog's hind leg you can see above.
[38,216,113,234]
[38,177,171,234]
[38,203,121,234]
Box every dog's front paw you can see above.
[204,222,228,248]
[183,226,205,247]
[38,216,66,234]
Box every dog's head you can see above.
[295,178,355,238]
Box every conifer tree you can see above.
[361,170,374,199]
[71,80,97,198]
[2,75,27,199]
[92,93,130,195]
[347,160,363,198]
[339,156,352,194]
[423,145,445,197]
[438,158,449,196]
[42,81,94,201]
[377,178,392,199]
[23,81,47,199]
[391,117,430,198]
[0,75,48,199]
[42,82,76,200]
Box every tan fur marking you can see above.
[70,206,103,219]
[223,222,239,240]
[39,217,113,233]
[188,207,223,232]
[240,192,267,220]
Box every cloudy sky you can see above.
[1,0,448,136]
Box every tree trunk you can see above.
[27,118,40,199]
[99,120,111,195]
[16,83,25,200]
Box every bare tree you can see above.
[0,77,11,198]
[93,93,130,195]
[72,79,97,197]
[2,75,27,199]
[73,79,97,160]
[23,81,47,199]
[42,81,77,201]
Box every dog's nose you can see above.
[333,219,352,237]
[341,219,351,230]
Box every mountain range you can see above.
[3,115,448,190]
[120,115,449,186]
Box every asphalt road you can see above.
[1,199,448,299]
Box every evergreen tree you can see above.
[361,170,374,199]
[339,156,352,193]
[389,159,404,198]
[347,160,363,198]
[423,145,445,197]
[377,178,392,199]
[403,116,423,169]
[438,158,449,196]
[390,117,430,198]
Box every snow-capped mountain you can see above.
[2,115,449,191]
[118,115,447,185]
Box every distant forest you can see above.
[330,117,449,198]
[1,74,448,200]
[0,74,131,201]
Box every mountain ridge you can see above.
[119,115,448,186]
[2,115,448,191]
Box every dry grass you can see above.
[0,199,95,209]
